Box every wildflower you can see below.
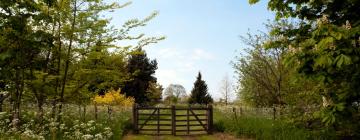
[345,20,351,30]
[94,133,104,140]
[82,134,94,140]
[317,14,329,27]
[60,124,66,130]
[103,127,113,138]
[80,123,86,129]
[87,120,95,127]
[74,130,83,139]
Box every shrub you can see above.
[93,89,135,107]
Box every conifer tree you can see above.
[122,48,158,104]
[188,72,213,105]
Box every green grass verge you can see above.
[213,109,334,140]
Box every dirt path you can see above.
[122,133,252,140]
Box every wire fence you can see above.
[214,105,278,119]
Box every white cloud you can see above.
[155,69,188,89]
[147,47,217,93]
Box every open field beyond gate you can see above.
[133,105,213,136]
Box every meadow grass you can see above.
[213,108,324,140]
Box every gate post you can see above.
[171,105,176,136]
[133,103,138,134]
[207,104,213,134]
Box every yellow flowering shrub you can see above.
[93,89,134,107]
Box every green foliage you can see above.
[214,109,334,140]
[163,84,187,104]
[146,81,164,105]
[188,72,213,105]
[0,0,163,134]
[233,31,321,111]
[250,0,360,138]
[248,0,260,5]
[122,48,158,104]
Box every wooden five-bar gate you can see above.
[133,104,213,136]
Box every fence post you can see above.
[157,108,160,135]
[133,103,138,134]
[239,107,243,116]
[233,107,238,122]
[187,108,190,135]
[171,105,176,136]
[207,104,213,134]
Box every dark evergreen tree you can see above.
[122,48,157,104]
[188,72,213,104]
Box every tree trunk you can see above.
[12,68,24,129]
[225,96,228,106]
[58,0,77,122]
[52,1,62,120]
[12,93,21,128]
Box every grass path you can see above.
[122,133,252,140]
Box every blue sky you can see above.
[107,0,274,100]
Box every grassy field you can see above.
[212,107,334,140]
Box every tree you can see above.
[0,0,55,127]
[233,32,289,109]
[219,74,233,105]
[146,81,163,105]
[0,0,164,126]
[188,72,213,105]
[233,30,321,120]
[122,48,158,105]
[251,0,360,137]
[164,84,187,104]
[46,0,163,121]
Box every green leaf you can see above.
[330,31,343,40]
[249,0,260,4]
[0,51,11,60]
[317,37,334,50]
[335,103,345,111]
[315,55,333,68]
[335,54,352,68]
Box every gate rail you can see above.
[133,104,213,136]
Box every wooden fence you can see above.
[133,104,213,136]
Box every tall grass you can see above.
[213,108,333,140]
